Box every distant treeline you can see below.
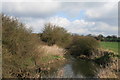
[86,34,120,42]
[38,32,120,42]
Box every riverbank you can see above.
[35,45,66,66]
[2,44,67,78]
[3,44,119,78]
[77,48,119,78]
[26,45,67,78]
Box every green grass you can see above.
[100,42,119,54]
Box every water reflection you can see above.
[42,55,100,78]
[71,58,99,78]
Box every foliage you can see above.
[2,15,39,55]
[69,35,99,57]
[94,35,120,42]
[40,23,72,48]
[2,14,41,78]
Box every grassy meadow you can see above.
[100,42,119,54]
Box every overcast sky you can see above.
[2,0,119,36]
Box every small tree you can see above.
[98,34,104,41]
[40,23,72,48]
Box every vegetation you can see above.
[88,34,120,42]
[100,42,119,54]
[2,14,66,78]
[68,35,99,57]
[2,14,119,78]
[40,23,72,48]
[94,52,114,66]
[35,45,66,66]
[2,14,42,78]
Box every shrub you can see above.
[40,23,72,48]
[2,15,41,55]
[69,35,99,57]
[2,14,41,78]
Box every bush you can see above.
[3,15,40,55]
[2,14,41,78]
[40,23,72,48]
[69,35,99,57]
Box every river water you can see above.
[41,55,100,78]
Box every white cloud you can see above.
[21,16,117,36]
[2,2,118,21]
[2,1,118,36]
[3,0,58,2]
[90,22,118,35]
[21,16,93,34]
[47,16,70,27]
[72,19,95,27]
[2,2,61,17]
[2,0,119,2]
[85,2,118,18]
[22,18,45,32]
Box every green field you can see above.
[100,42,119,54]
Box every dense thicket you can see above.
[40,23,72,48]
[69,35,99,57]
[2,15,40,78]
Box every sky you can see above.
[1,0,119,36]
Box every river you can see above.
[41,55,100,78]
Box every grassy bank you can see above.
[100,42,119,54]
[35,45,66,66]
[94,42,119,78]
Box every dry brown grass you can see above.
[98,68,117,78]
[97,57,118,78]
[37,45,66,57]
[34,44,66,66]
